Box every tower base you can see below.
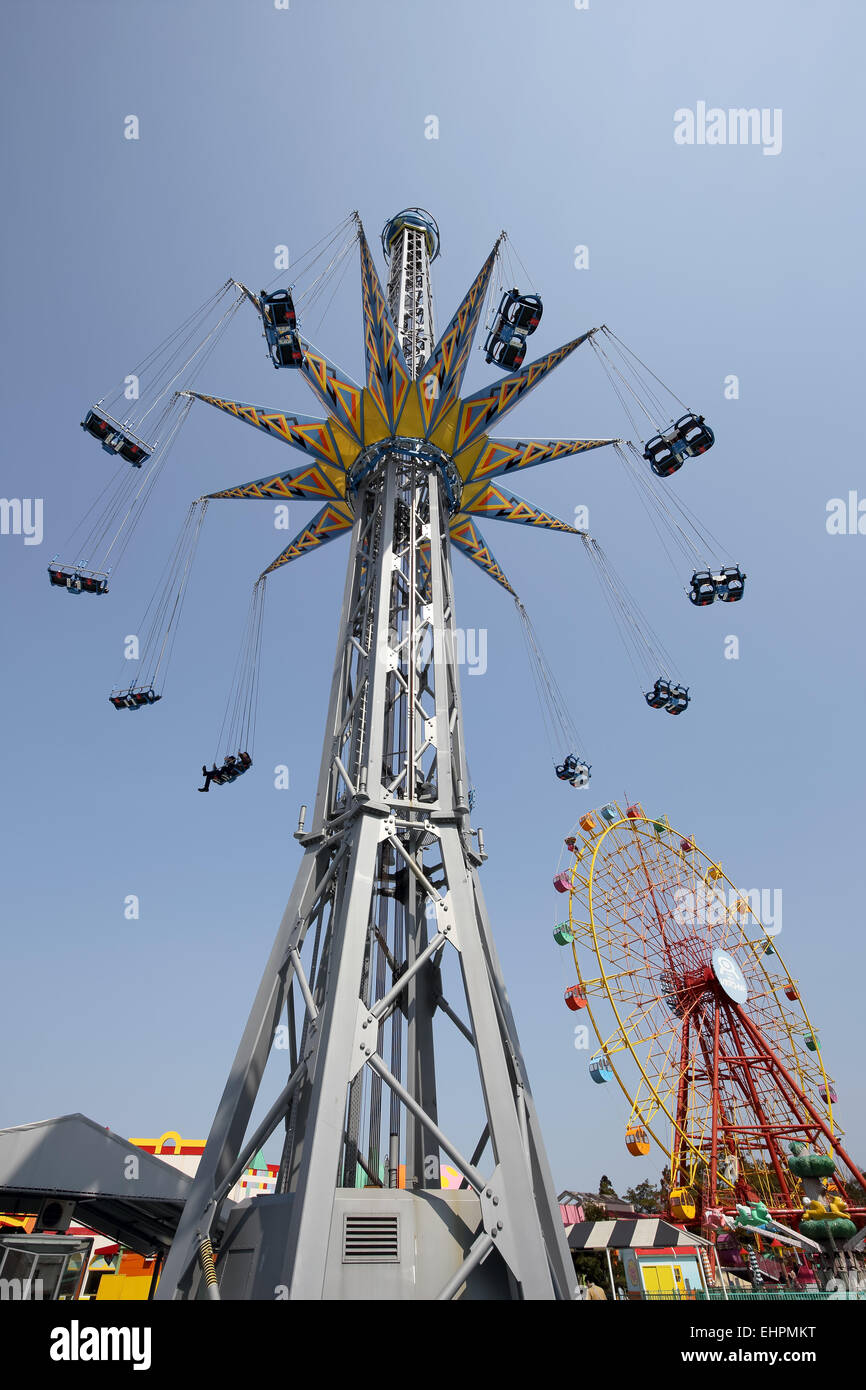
[206,1189,513,1300]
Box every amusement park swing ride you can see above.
[49,206,816,1300]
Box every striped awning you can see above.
[565,1218,710,1250]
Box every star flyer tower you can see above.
[157,209,613,1301]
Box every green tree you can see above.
[624,1179,663,1214]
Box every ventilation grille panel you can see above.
[342,1213,400,1264]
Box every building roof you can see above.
[565,1217,710,1250]
[0,1113,221,1256]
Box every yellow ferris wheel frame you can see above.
[560,800,837,1198]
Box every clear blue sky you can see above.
[1,0,864,1197]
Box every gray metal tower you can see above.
[156,210,595,1301]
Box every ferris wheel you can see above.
[552,800,866,1226]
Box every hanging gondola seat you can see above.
[556,756,590,788]
[579,813,599,835]
[219,755,246,783]
[680,837,694,852]
[553,924,576,945]
[483,324,528,371]
[81,409,115,444]
[271,333,304,369]
[625,1124,650,1157]
[600,804,618,824]
[784,984,799,1001]
[78,574,109,595]
[819,1085,838,1104]
[496,289,543,335]
[643,431,688,478]
[715,565,746,602]
[589,1056,614,1084]
[645,678,672,709]
[260,290,303,369]
[564,836,577,851]
[115,437,149,467]
[47,565,108,595]
[673,412,715,457]
[669,1188,696,1222]
[664,684,690,715]
[109,687,161,711]
[689,570,716,607]
[564,984,587,1011]
[803,1032,820,1052]
[553,872,571,894]
[706,863,723,882]
[260,289,297,331]
[625,803,642,818]
[81,410,151,467]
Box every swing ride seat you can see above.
[664,683,690,715]
[109,688,161,711]
[215,752,252,785]
[714,564,746,602]
[689,570,716,606]
[673,412,715,457]
[645,678,671,709]
[81,410,151,467]
[260,289,297,331]
[270,332,304,369]
[47,565,108,595]
[260,290,303,368]
[496,289,543,335]
[483,323,527,370]
[80,410,114,444]
[556,754,589,785]
[643,432,687,478]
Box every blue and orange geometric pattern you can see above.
[296,342,366,445]
[460,481,582,533]
[208,460,346,502]
[359,228,412,432]
[448,515,515,595]
[451,331,596,455]
[415,240,500,436]
[263,501,354,574]
[457,435,617,485]
[190,394,350,469]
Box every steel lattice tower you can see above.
[158,210,614,1301]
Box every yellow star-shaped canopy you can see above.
[193,225,616,595]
